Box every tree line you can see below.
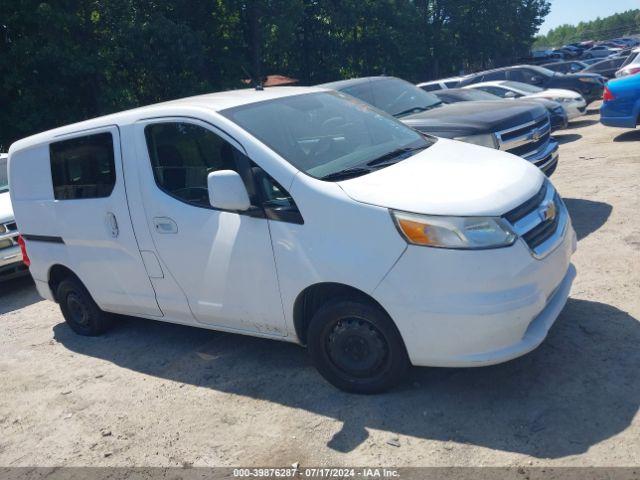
[0,0,550,149]
[534,9,640,48]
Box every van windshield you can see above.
[221,91,434,181]
[0,158,8,193]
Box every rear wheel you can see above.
[57,278,113,336]
[307,299,410,394]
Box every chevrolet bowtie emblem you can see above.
[531,128,541,142]
[538,200,557,222]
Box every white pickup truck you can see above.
[0,153,28,281]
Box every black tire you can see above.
[57,278,113,336]
[307,299,410,394]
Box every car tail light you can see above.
[17,235,30,267]
[603,86,615,102]
[628,67,640,76]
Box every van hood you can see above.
[0,191,14,224]
[337,138,544,217]
[401,100,546,137]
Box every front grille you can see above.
[508,131,551,157]
[505,182,548,224]
[522,194,562,249]
[503,181,567,258]
[496,115,552,160]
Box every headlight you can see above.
[453,133,498,149]
[391,211,517,249]
[553,97,572,103]
[578,77,599,84]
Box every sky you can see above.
[539,0,640,34]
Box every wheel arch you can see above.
[292,282,392,346]
[48,264,83,302]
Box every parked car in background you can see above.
[320,76,559,175]
[0,153,29,281]
[432,88,568,131]
[583,56,628,79]
[601,74,640,129]
[552,47,579,59]
[582,45,620,59]
[563,43,586,56]
[416,76,464,92]
[581,58,603,66]
[615,37,640,47]
[458,65,605,104]
[615,48,640,78]
[541,61,587,74]
[464,81,587,120]
[8,86,577,393]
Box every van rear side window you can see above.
[50,132,116,200]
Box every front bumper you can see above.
[374,212,577,368]
[524,138,559,177]
[0,245,28,281]
[565,100,587,119]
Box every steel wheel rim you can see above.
[326,317,389,378]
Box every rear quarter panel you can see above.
[601,75,640,127]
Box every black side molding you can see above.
[22,234,65,244]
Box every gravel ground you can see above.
[1,106,639,468]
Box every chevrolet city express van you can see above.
[8,87,577,393]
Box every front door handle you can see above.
[106,212,119,238]
[153,217,178,234]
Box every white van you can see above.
[8,87,576,393]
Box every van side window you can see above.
[144,122,244,208]
[252,165,303,224]
[50,132,116,200]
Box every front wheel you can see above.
[307,299,410,394]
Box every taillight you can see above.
[628,67,640,76]
[17,235,30,267]
[603,86,615,102]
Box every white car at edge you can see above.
[8,86,576,393]
[465,80,587,120]
[615,48,640,78]
[0,153,28,281]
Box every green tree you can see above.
[1,0,551,149]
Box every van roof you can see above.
[9,86,327,152]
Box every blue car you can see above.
[600,74,640,128]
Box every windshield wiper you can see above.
[394,103,443,118]
[366,145,428,167]
[320,166,373,181]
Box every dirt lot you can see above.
[1,106,639,468]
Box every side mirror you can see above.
[504,91,517,99]
[207,170,251,211]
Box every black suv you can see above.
[319,76,559,176]
[458,65,605,104]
